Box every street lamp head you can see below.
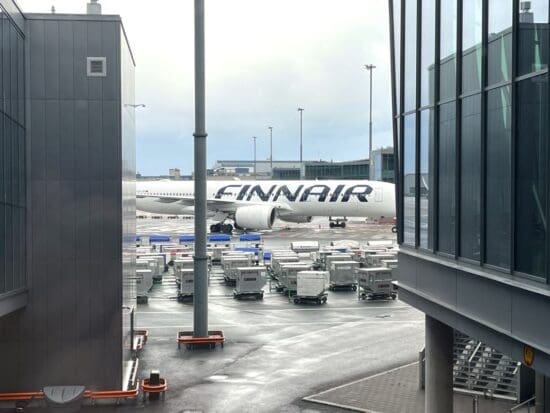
[364,64,376,70]
[297,107,304,112]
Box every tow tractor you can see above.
[329,216,347,228]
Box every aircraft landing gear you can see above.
[329,217,347,229]
[209,223,233,234]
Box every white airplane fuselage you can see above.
[136,180,395,227]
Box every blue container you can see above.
[235,247,260,254]
[208,234,231,242]
[136,235,141,242]
[335,248,347,253]
[263,252,272,261]
[239,233,261,242]
[149,235,171,243]
[179,235,195,242]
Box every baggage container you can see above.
[290,241,320,253]
[278,263,311,293]
[136,269,153,303]
[381,259,399,269]
[178,269,194,300]
[270,254,300,279]
[329,260,359,290]
[294,271,329,304]
[233,266,266,300]
[357,267,396,300]
[366,253,397,267]
[222,256,253,284]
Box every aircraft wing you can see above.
[142,194,294,213]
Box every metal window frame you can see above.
[455,0,463,259]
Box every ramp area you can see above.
[304,363,526,413]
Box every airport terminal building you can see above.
[0,0,136,392]
[390,0,550,410]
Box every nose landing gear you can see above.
[329,217,347,228]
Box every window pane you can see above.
[404,115,416,245]
[421,0,435,107]
[516,75,547,278]
[462,0,483,93]
[460,94,481,260]
[404,0,417,111]
[420,108,434,249]
[488,0,512,85]
[393,0,401,114]
[438,101,456,254]
[518,0,548,76]
[440,0,457,101]
[486,86,511,268]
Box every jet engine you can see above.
[234,205,276,230]
[278,213,312,224]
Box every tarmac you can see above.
[6,217,526,412]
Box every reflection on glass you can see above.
[460,94,481,260]
[393,0,401,113]
[404,0,417,111]
[486,86,511,268]
[421,0,435,107]
[420,109,434,249]
[404,115,416,245]
[462,0,483,93]
[438,102,456,254]
[516,75,547,278]
[518,0,548,75]
[440,0,457,101]
[488,0,512,85]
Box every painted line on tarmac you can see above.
[137,305,411,314]
[137,320,424,329]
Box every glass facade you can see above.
[0,6,25,294]
[390,0,550,283]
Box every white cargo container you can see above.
[178,269,194,300]
[278,263,311,293]
[329,260,359,290]
[381,259,399,269]
[366,253,397,267]
[290,241,320,253]
[270,254,300,278]
[233,266,266,300]
[294,271,328,304]
[136,269,153,303]
[222,256,252,284]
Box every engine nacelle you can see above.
[278,213,312,224]
[234,205,276,230]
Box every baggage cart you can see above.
[233,266,266,300]
[293,271,329,305]
[366,253,397,268]
[328,260,359,290]
[270,254,299,279]
[357,267,397,300]
[222,256,252,285]
[278,263,311,294]
[290,241,320,253]
[136,269,153,304]
[178,269,194,301]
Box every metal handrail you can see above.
[509,396,535,412]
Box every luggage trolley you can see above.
[357,267,397,300]
[178,269,194,301]
[328,260,359,291]
[221,256,252,285]
[293,271,329,305]
[233,266,266,300]
[136,269,153,304]
[277,262,311,295]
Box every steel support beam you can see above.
[425,315,453,413]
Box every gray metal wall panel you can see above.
[396,251,418,288]
[456,271,513,332]
[44,20,59,100]
[511,291,550,354]
[0,16,133,391]
[415,258,457,307]
[58,21,75,99]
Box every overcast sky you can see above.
[18,0,393,175]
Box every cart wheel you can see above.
[258,293,264,300]
[293,298,300,304]
[221,342,224,348]
[392,294,397,300]
[352,285,357,291]
[322,297,327,304]
[317,298,322,305]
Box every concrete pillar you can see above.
[425,315,454,413]
[536,373,550,413]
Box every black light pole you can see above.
[268,126,273,175]
[252,136,257,179]
[297,107,304,177]
[365,64,376,178]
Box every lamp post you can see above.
[268,126,273,175]
[193,0,208,338]
[365,64,376,178]
[252,136,257,179]
[297,107,304,178]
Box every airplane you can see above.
[136,179,396,233]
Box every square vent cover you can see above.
[87,57,107,77]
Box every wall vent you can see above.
[87,57,107,77]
